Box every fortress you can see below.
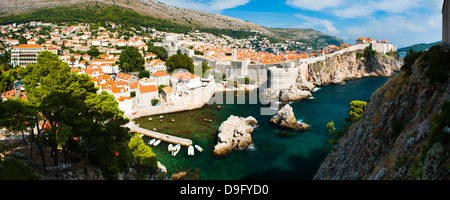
[160,35,397,93]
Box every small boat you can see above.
[153,139,161,146]
[188,145,194,156]
[194,145,204,152]
[171,144,181,156]
[168,144,174,152]
[148,139,156,145]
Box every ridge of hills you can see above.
[0,0,343,47]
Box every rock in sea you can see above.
[270,104,309,131]
[213,116,258,156]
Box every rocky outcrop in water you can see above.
[314,46,449,180]
[213,116,258,156]
[270,104,309,131]
[308,50,403,86]
[279,87,312,102]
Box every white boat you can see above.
[188,145,194,156]
[194,145,204,152]
[168,144,174,152]
[148,139,156,145]
[171,144,181,156]
[153,139,161,146]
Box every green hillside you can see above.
[398,41,442,52]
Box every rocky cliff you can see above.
[314,46,450,180]
[308,50,403,86]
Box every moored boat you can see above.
[188,145,194,156]
[153,139,161,146]
[149,139,156,145]
[194,145,204,152]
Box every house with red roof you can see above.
[136,85,158,107]
[150,71,170,86]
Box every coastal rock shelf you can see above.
[270,104,309,131]
[213,116,258,156]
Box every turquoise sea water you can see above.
[138,76,392,180]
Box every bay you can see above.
[135,76,392,180]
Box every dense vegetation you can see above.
[401,45,450,84]
[118,46,145,73]
[0,51,159,179]
[397,41,441,53]
[0,5,257,40]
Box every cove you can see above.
[135,76,392,180]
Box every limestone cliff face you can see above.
[314,48,450,180]
[307,51,403,85]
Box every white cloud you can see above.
[157,0,250,13]
[287,0,444,19]
[286,0,343,11]
[342,13,442,47]
[294,14,340,35]
[320,20,340,35]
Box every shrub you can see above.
[364,47,377,58]
[420,45,450,84]
[151,99,159,106]
[401,49,423,75]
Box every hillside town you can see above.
[0,21,397,116]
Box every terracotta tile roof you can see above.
[161,86,177,94]
[13,44,44,49]
[117,73,133,80]
[151,71,170,77]
[139,85,158,93]
[111,87,127,94]
[171,72,199,80]
[117,96,132,102]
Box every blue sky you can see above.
[157,0,444,48]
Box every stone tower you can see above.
[444,0,450,44]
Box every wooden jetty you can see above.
[125,121,193,146]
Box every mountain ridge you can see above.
[0,0,343,46]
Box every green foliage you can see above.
[419,45,450,84]
[147,43,168,61]
[130,91,136,98]
[86,46,100,57]
[193,62,212,77]
[344,100,367,123]
[0,157,39,180]
[363,47,377,58]
[119,46,145,73]
[0,5,259,40]
[326,100,367,147]
[138,70,150,79]
[10,51,136,179]
[158,85,167,92]
[0,66,18,94]
[398,41,441,53]
[128,134,158,178]
[401,49,423,75]
[151,99,159,106]
[194,50,204,55]
[165,54,194,73]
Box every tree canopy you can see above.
[165,54,194,73]
[0,50,156,179]
[119,46,145,73]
